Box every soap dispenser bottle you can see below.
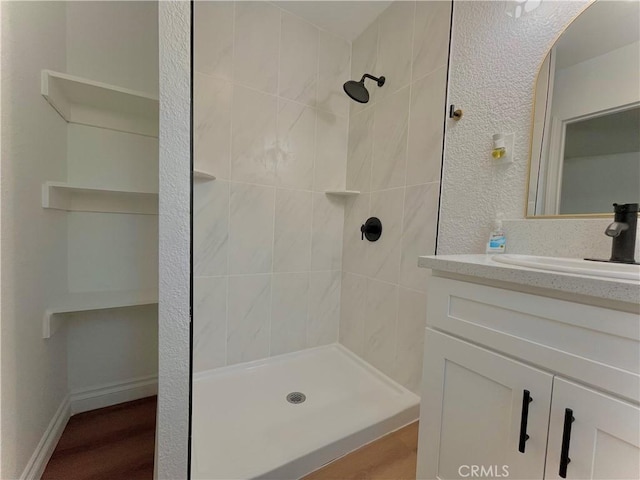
[486,214,507,254]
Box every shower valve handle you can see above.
[361,217,382,242]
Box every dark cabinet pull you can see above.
[518,390,533,453]
[559,408,575,478]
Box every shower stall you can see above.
[191,1,451,477]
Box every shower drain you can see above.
[286,392,306,404]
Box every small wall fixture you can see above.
[492,134,507,159]
[491,133,514,164]
[449,104,463,120]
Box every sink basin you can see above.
[491,254,640,281]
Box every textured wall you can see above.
[339,0,451,393]
[157,1,190,478]
[193,2,351,370]
[1,2,69,477]
[438,0,595,256]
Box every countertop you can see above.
[418,254,640,305]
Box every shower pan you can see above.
[191,345,418,479]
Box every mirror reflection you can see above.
[527,0,640,216]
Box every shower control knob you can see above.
[361,217,382,242]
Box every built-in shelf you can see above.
[43,289,158,339]
[41,70,159,137]
[193,169,216,181]
[325,190,361,197]
[42,181,158,215]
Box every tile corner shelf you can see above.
[41,69,159,137]
[42,181,158,215]
[43,289,159,339]
[325,190,360,197]
[193,169,216,181]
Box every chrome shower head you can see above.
[343,73,385,103]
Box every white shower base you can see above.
[191,344,420,479]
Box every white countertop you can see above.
[419,254,640,305]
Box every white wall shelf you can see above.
[41,70,159,137]
[193,169,216,181]
[42,181,158,215]
[325,190,360,197]
[43,289,158,339]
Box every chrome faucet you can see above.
[605,203,638,264]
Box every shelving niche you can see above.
[325,190,360,197]
[41,70,159,137]
[43,290,158,338]
[41,70,159,334]
[193,169,216,181]
[42,182,158,215]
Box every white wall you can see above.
[193,2,350,370]
[560,152,640,214]
[157,1,190,478]
[66,0,159,96]
[0,2,69,478]
[63,1,159,396]
[436,0,624,259]
[339,0,450,393]
[552,41,640,121]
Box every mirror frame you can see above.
[524,0,619,220]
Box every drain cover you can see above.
[286,392,306,404]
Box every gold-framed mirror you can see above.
[526,0,640,218]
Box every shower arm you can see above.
[360,74,385,87]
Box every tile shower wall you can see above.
[193,2,350,371]
[339,1,451,393]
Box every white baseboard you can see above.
[19,376,157,479]
[70,374,158,415]
[20,395,70,480]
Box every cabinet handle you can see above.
[559,408,575,478]
[518,389,533,453]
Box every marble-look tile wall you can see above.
[193,1,350,371]
[340,1,451,393]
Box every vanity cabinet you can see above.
[545,379,639,480]
[417,276,640,480]
[419,330,553,479]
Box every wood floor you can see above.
[42,399,416,480]
[42,396,156,480]
[303,422,419,480]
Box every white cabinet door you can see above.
[417,329,553,480]
[545,378,640,480]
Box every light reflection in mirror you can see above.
[527,0,640,217]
